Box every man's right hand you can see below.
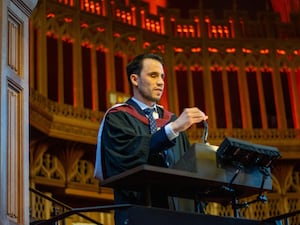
[170,107,208,133]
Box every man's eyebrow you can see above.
[148,71,165,76]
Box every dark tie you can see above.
[144,108,174,168]
[143,108,157,134]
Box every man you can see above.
[94,53,207,225]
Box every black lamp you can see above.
[216,137,281,169]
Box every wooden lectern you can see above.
[101,143,275,225]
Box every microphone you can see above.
[202,120,208,144]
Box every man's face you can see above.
[131,58,165,106]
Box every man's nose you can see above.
[157,76,164,85]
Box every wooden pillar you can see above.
[237,53,252,128]
[223,67,232,128]
[256,69,268,129]
[0,1,37,225]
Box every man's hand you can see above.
[170,107,208,133]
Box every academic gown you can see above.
[100,98,191,225]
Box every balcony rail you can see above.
[30,187,102,225]
[30,88,300,147]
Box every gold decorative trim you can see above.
[30,89,103,144]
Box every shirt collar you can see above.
[131,97,157,111]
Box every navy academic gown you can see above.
[100,98,190,225]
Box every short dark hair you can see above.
[126,53,164,85]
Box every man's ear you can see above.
[130,74,138,86]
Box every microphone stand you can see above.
[194,120,209,214]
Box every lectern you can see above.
[101,137,280,225]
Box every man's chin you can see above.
[153,96,162,102]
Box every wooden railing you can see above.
[30,187,102,225]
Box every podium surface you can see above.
[102,164,270,204]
